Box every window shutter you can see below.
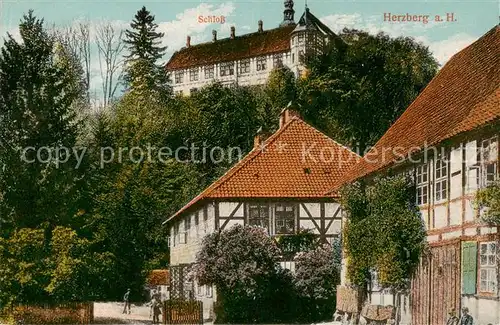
[462,241,477,294]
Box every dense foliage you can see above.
[340,176,427,291]
[476,180,500,225]
[193,225,340,323]
[297,29,438,152]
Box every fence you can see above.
[163,300,203,325]
[4,302,93,325]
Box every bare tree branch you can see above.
[95,22,125,108]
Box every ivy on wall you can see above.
[340,175,427,292]
[475,180,500,225]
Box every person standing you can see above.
[150,296,162,324]
[446,309,459,325]
[459,307,473,325]
[122,288,131,314]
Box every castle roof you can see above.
[165,25,296,71]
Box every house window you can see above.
[481,137,498,187]
[206,285,212,297]
[195,212,199,235]
[220,61,234,77]
[292,53,295,63]
[248,203,269,229]
[203,210,208,233]
[197,283,203,295]
[256,56,267,71]
[275,204,296,234]
[175,70,184,84]
[175,90,183,96]
[185,216,191,236]
[239,59,250,74]
[204,65,214,79]
[435,158,448,201]
[173,222,180,246]
[189,68,199,81]
[190,88,198,94]
[273,53,283,68]
[416,164,429,205]
[479,242,497,293]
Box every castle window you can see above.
[298,33,304,44]
[256,56,267,71]
[220,61,234,76]
[174,70,184,84]
[204,65,214,79]
[189,68,199,81]
[240,59,250,74]
[273,53,283,68]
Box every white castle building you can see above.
[165,0,342,96]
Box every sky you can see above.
[1,0,499,97]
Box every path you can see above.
[93,302,153,324]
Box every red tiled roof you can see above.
[165,25,295,70]
[328,25,500,192]
[165,113,361,223]
[147,269,169,286]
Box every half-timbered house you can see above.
[333,25,500,325]
[163,106,360,320]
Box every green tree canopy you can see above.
[297,29,439,152]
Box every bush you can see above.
[194,224,341,323]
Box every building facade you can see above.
[334,25,500,325]
[165,1,341,96]
[163,106,360,320]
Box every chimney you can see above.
[253,127,271,149]
[279,102,301,129]
[258,20,263,32]
[212,30,217,42]
[230,26,235,39]
[186,35,191,48]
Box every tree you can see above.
[0,227,114,307]
[96,22,125,107]
[297,29,439,153]
[0,11,88,233]
[123,6,170,99]
[257,66,297,132]
[193,225,286,323]
[294,244,340,322]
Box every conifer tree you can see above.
[0,11,87,233]
[123,6,170,99]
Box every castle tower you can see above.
[280,0,295,27]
